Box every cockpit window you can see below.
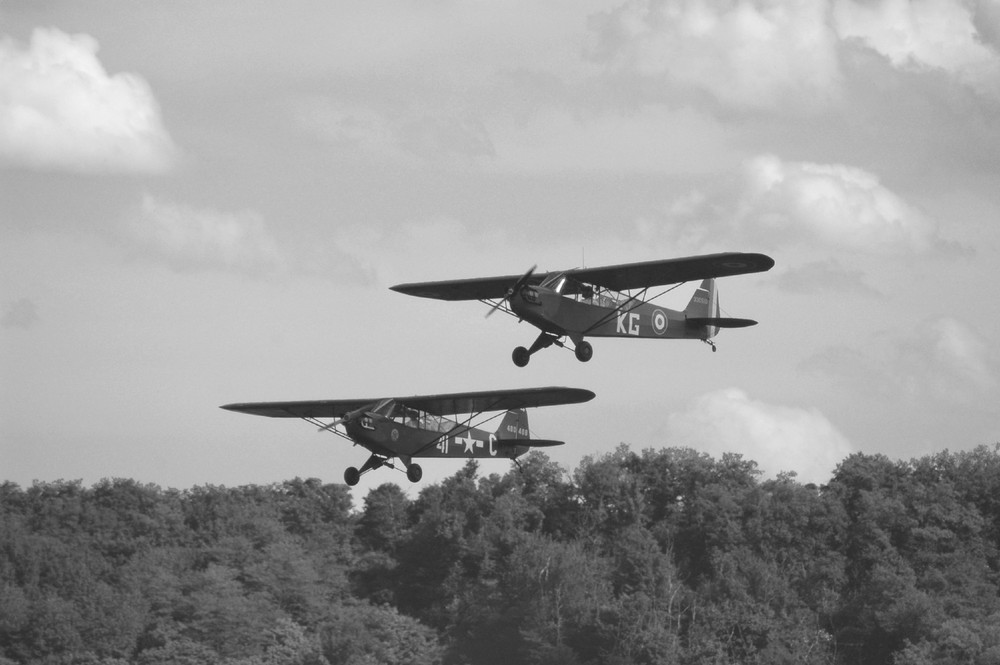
[540,273,593,300]
[540,273,565,290]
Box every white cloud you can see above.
[665,388,854,484]
[834,0,1000,100]
[739,154,942,253]
[128,195,283,275]
[648,154,944,255]
[0,28,176,173]
[587,0,843,110]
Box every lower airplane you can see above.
[220,386,595,486]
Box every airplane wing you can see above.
[389,252,773,300]
[389,273,549,301]
[220,399,381,418]
[220,386,595,419]
[396,386,594,416]
[565,252,774,291]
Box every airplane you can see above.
[220,386,595,486]
[390,251,775,366]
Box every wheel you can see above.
[406,463,423,483]
[344,467,360,486]
[575,341,593,362]
[512,346,530,367]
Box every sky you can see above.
[2,0,999,499]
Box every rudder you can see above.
[496,408,530,440]
[685,278,720,339]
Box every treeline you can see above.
[3,444,1000,664]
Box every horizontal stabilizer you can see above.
[686,317,757,329]
[496,438,565,448]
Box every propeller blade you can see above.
[485,264,536,318]
[317,404,374,432]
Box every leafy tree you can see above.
[318,602,442,665]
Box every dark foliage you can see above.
[3,445,1000,664]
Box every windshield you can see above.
[540,273,597,301]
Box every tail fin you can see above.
[495,409,564,455]
[684,278,719,319]
[496,409,529,440]
[684,278,757,336]
[685,279,719,338]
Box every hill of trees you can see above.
[4,443,1000,664]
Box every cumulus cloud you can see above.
[648,154,945,255]
[0,28,176,173]
[127,195,283,275]
[738,154,943,253]
[587,0,843,110]
[665,388,854,484]
[834,0,1000,100]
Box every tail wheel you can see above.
[512,346,530,367]
[575,341,593,362]
[406,463,423,483]
[344,467,361,486]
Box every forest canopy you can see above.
[3,443,1000,665]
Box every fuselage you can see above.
[343,413,527,460]
[509,276,714,341]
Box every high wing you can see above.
[563,252,774,291]
[389,252,773,301]
[220,399,383,419]
[221,386,595,419]
[390,273,548,301]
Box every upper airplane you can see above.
[391,252,774,366]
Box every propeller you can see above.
[317,404,374,433]
[486,265,536,318]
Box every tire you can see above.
[575,341,593,362]
[512,346,530,367]
[407,463,423,483]
[344,467,361,486]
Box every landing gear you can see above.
[343,453,387,487]
[512,334,595,364]
[704,339,717,353]
[344,467,360,486]
[512,346,530,367]
[510,332,559,367]
[406,463,423,483]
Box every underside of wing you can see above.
[222,387,595,419]
[397,386,596,416]
[390,273,548,301]
[220,399,379,418]
[567,252,774,291]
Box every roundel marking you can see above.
[652,309,668,335]
[391,429,399,442]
